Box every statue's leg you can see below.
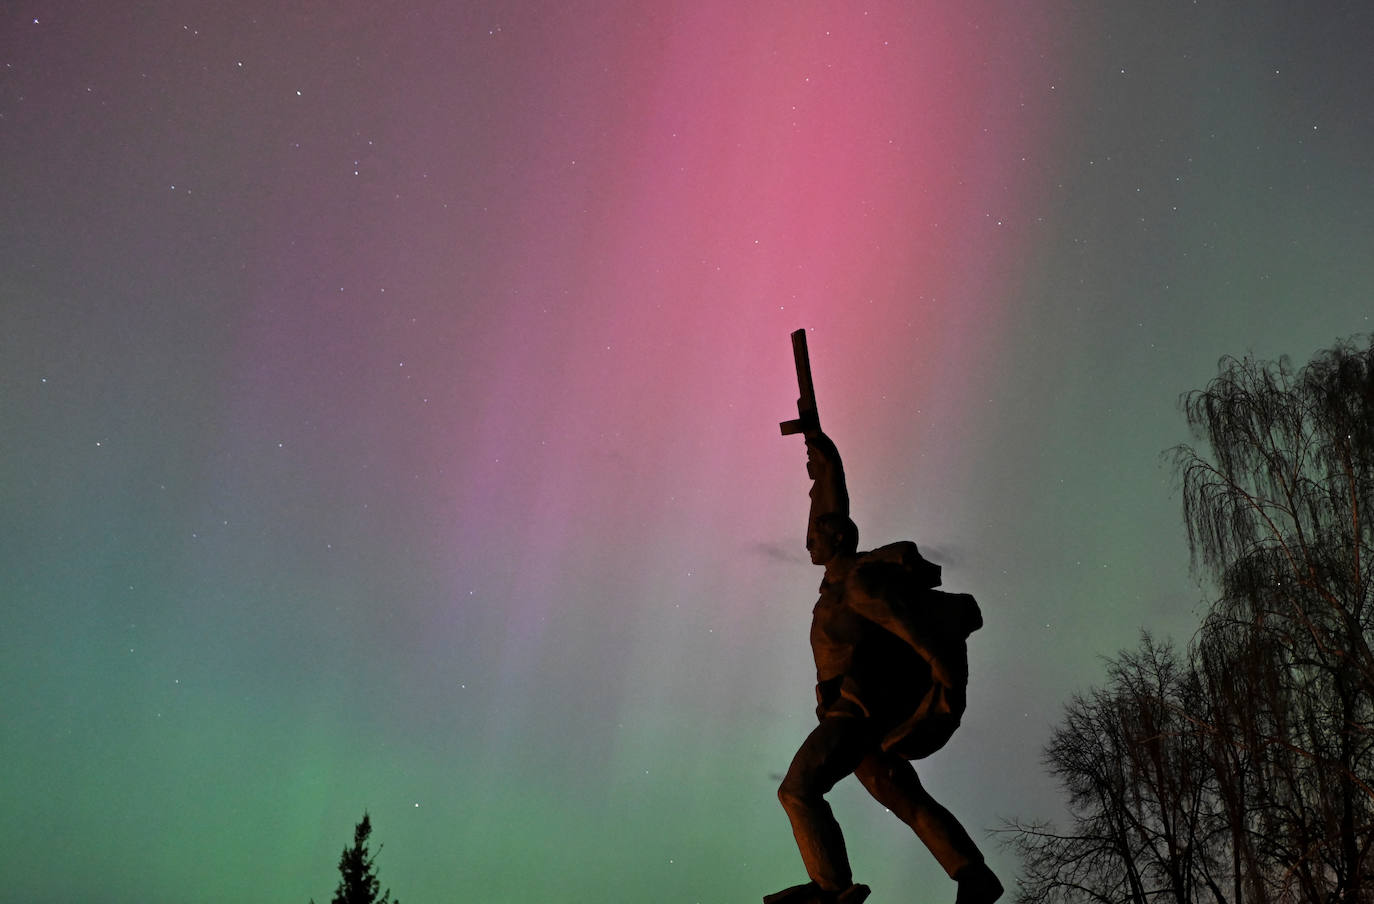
[777,716,875,892]
[853,753,985,879]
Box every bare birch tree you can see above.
[1006,336,1374,903]
[1175,337,1374,902]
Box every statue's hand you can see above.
[804,432,837,471]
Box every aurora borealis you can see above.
[3,2,1373,902]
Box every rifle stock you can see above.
[779,328,820,435]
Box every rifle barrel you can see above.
[779,328,819,435]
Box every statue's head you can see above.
[808,512,858,565]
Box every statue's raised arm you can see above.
[776,328,851,545]
[803,431,849,550]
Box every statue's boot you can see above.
[763,881,871,904]
[763,881,817,903]
[953,863,1003,904]
[836,884,871,903]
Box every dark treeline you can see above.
[1004,336,1374,903]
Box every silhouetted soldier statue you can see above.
[767,331,1003,904]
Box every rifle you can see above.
[779,328,820,436]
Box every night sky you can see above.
[3,2,1373,902]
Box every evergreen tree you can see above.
[312,812,398,904]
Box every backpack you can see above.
[853,541,983,760]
